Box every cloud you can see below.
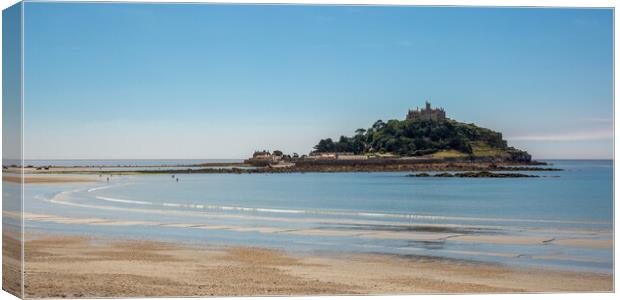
[508,129,613,142]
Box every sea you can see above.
[20,159,240,167]
[5,160,613,273]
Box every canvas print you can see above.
[2,1,614,298]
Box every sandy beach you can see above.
[3,161,613,297]
[2,231,22,297]
[3,231,611,298]
[3,175,98,184]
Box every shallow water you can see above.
[19,160,613,273]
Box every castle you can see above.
[407,101,446,121]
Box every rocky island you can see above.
[241,102,554,174]
[307,102,532,162]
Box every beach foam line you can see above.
[93,194,308,214]
[43,188,612,234]
[87,182,133,193]
[88,186,111,193]
[96,196,153,205]
[85,193,611,226]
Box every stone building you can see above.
[252,150,272,159]
[407,102,446,121]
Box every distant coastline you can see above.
[4,160,562,178]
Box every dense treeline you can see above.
[312,118,508,157]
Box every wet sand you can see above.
[9,211,612,251]
[9,232,613,298]
[3,175,98,184]
[2,231,22,298]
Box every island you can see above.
[241,102,557,174]
[7,103,561,176]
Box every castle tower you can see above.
[407,101,446,121]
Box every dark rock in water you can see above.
[456,171,538,178]
[408,171,539,178]
[413,172,431,177]
[505,148,532,163]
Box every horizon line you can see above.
[12,157,615,161]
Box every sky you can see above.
[20,3,613,160]
[3,3,22,163]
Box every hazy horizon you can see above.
[15,3,613,160]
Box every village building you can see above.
[319,152,337,159]
[246,150,283,166]
[252,150,272,160]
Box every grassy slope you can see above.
[431,149,469,159]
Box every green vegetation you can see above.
[312,118,531,162]
[431,149,470,159]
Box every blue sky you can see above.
[22,3,613,159]
[3,3,22,162]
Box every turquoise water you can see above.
[20,160,613,273]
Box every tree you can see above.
[311,117,515,158]
[314,138,336,153]
[273,150,283,156]
[335,136,352,152]
[372,120,386,131]
[351,134,366,154]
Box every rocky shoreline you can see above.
[30,161,563,176]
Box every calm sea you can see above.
[16,160,614,273]
[21,159,242,167]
